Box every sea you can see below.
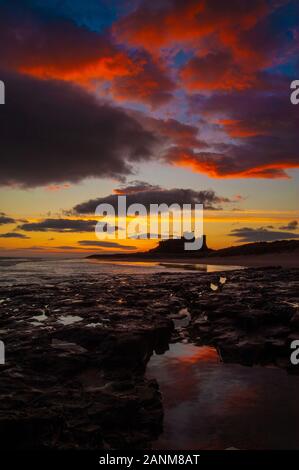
[0,256,242,286]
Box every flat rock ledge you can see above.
[0,266,298,449]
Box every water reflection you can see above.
[147,343,299,450]
[159,263,243,272]
[0,258,244,285]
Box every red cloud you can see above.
[0,3,174,107]
[115,0,285,93]
[1,0,297,183]
[131,114,209,149]
[111,51,175,107]
[180,51,256,91]
[217,119,269,138]
[177,82,299,179]
[0,5,134,82]
[115,0,269,50]
[20,52,137,84]
[165,147,299,179]
[114,1,204,49]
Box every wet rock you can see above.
[290,312,299,328]
[1,266,299,449]
[186,267,299,370]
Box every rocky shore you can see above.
[0,267,299,449]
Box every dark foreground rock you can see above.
[185,267,299,371]
[0,274,174,449]
[0,267,299,449]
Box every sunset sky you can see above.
[0,0,298,256]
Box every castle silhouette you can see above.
[148,234,209,254]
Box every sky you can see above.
[0,0,298,256]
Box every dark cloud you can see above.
[54,246,77,250]
[54,245,104,251]
[0,0,297,195]
[17,218,29,223]
[74,187,231,213]
[0,213,16,225]
[115,0,270,50]
[130,232,161,239]
[133,114,208,149]
[111,49,175,107]
[0,1,128,83]
[0,70,159,187]
[0,232,30,239]
[184,85,299,178]
[279,220,298,230]
[78,240,137,250]
[229,226,299,243]
[181,50,250,91]
[21,246,46,251]
[18,218,99,233]
[0,1,175,107]
[114,180,162,195]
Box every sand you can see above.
[193,251,299,268]
[89,248,299,269]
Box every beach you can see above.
[86,247,299,269]
[189,250,299,268]
[0,259,299,449]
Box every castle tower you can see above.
[201,234,208,251]
[148,234,209,254]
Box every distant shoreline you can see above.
[87,249,299,268]
[87,239,299,269]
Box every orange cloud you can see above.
[110,51,175,107]
[46,184,71,192]
[115,0,268,51]
[20,50,175,107]
[0,6,137,83]
[19,51,138,84]
[114,0,204,50]
[166,147,299,179]
[0,5,174,107]
[115,0,276,93]
[180,51,256,92]
[218,119,268,138]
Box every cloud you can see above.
[110,49,175,107]
[74,186,231,213]
[0,0,298,192]
[53,245,104,251]
[229,226,299,242]
[0,2,175,107]
[0,213,16,225]
[78,240,137,250]
[21,246,46,251]
[18,218,100,233]
[164,146,299,179]
[0,1,134,83]
[232,194,246,202]
[113,180,162,195]
[0,232,30,239]
[54,246,76,250]
[181,50,255,92]
[115,0,269,51]
[0,70,159,187]
[46,184,71,192]
[115,0,292,96]
[182,85,299,178]
[279,220,298,230]
[134,114,208,149]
